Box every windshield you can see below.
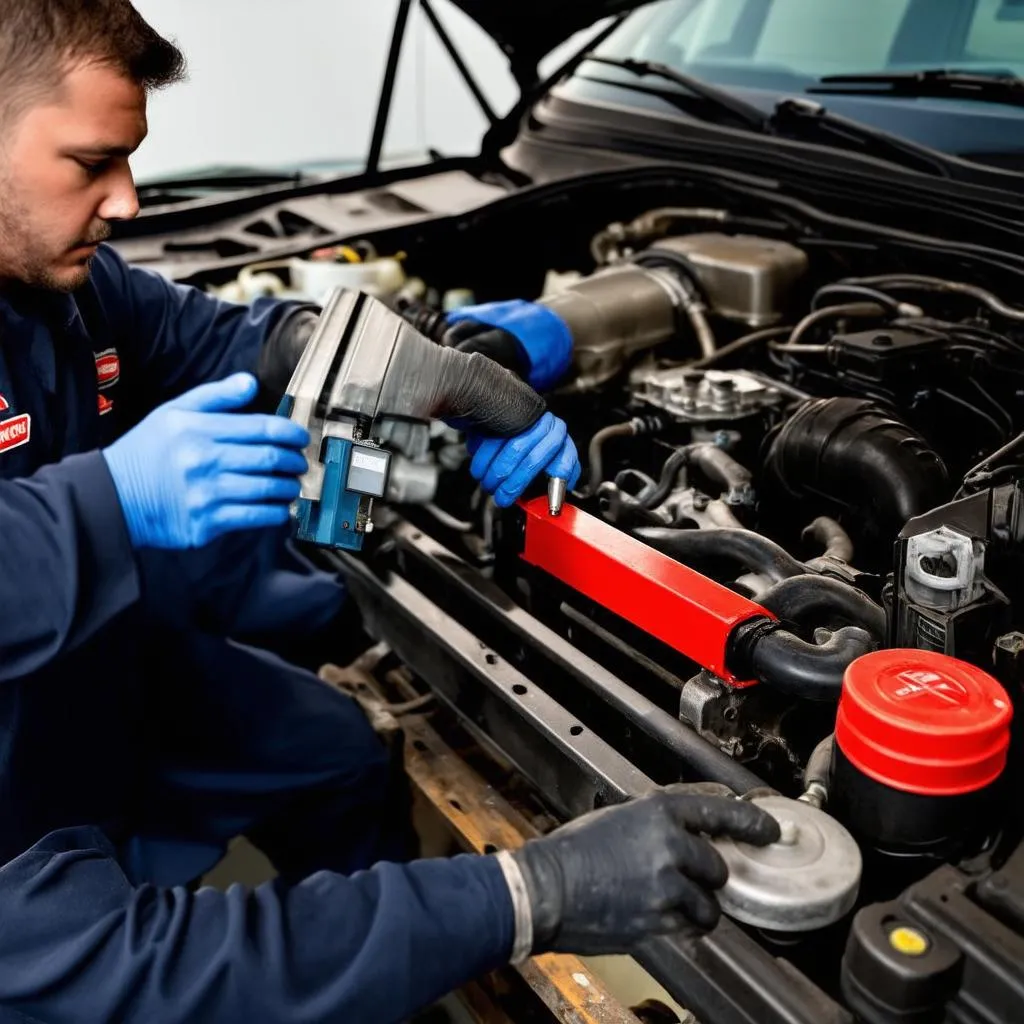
[585,0,1024,89]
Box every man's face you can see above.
[0,62,147,292]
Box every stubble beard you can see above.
[0,171,108,294]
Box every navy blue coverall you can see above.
[0,246,513,1023]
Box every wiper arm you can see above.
[770,97,955,177]
[807,69,1024,108]
[582,56,770,132]
[581,58,959,177]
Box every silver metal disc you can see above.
[712,795,862,932]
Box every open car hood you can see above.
[448,0,656,79]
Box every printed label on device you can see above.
[346,445,390,498]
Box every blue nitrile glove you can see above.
[466,412,581,508]
[102,372,310,550]
[446,299,574,392]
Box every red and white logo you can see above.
[95,348,120,388]
[98,394,114,416]
[0,413,31,454]
[0,394,8,412]
[892,669,969,707]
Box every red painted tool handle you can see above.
[517,498,774,686]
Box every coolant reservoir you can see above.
[288,254,405,304]
[831,649,1012,856]
[712,795,862,932]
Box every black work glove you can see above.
[502,786,780,958]
[443,319,530,379]
[254,305,320,409]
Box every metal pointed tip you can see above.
[547,476,567,516]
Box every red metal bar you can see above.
[518,498,774,687]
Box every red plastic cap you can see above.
[835,650,1013,797]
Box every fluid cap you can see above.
[835,649,1012,797]
[712,795,862,932]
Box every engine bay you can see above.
[195,173,1024,1022]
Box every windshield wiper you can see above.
[582,56,771,132]
[770,97,955,177]
[137,166,308,193]
[579,58,958,177]
[808,69,1024,108]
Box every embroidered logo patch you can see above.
[0,413,31,453]
[98,394,114,416]
[95,349,120,388]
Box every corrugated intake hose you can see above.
[764,398,949,530]
[758,574,886,641]
[264,298,546,436]
[431,348,547,435]
[637,526,807,583]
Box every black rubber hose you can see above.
[803,734,834,792]
[764,398,949,530]
[600,488,667,529]
[811,284,903,315]
[749,626,875,701]
[758,574,886,641]
[803,516,854,564]
[637,527,807,583]
[639,447,692,509]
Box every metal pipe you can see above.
[845,273,1024,322]
[771,301,888,352]
[589,207,731,266]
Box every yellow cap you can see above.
[889,926,929,956]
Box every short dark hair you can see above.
[0,0,186,122]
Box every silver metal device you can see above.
[634,368,787,423]
[711,794,862,932]
[655,234,809,326]
[548,476,567,516]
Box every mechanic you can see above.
[0,3,781,1021]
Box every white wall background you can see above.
[129,0,523,181]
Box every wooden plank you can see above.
[320,653,643,1024]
